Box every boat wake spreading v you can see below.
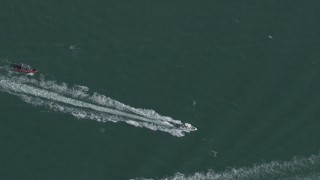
[0,63,196,137]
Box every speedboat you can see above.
[171,122,197,131]
[11,63,39,74]
[182,123,197,131]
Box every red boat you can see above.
[11,64,39,74]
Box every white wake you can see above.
[0,63,196,137]
[133,153,320,180]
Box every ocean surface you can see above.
[1,1,320,180]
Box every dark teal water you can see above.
[1,1,320,179]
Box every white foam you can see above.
[133,153,320,180]
[0,64,194,137]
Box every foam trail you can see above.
[0,63,196,137]
[0,78,172,127]
[133,153,320,180]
